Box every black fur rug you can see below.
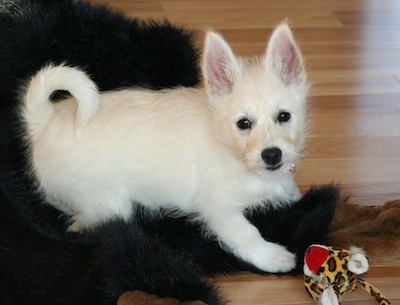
[0,1,339,304]
[0,185,339,305]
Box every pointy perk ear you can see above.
[202,31,239,95]
[265,22,306,85]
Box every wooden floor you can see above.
[92,0,400,304]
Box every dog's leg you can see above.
[204,208,296,273]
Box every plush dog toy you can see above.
[304,244,391,305]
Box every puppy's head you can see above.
[202,22,309,176]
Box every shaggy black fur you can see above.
[0,185,339,305]
[0,0,200,103]
[0,0,340,304]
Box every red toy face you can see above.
[304,244,330,273]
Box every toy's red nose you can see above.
[305,245,330,273]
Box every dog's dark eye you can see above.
[277,111,291,123]
[236,118,252,130]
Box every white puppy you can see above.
[22,22,309,273]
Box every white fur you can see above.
[21,22,309,273]
[320,286,339,305]
[23,64,99,138]
[348,246,369,274]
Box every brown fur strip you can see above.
[118,291,207,305]
[328,199,400,263]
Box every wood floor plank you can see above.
[302,41,400,59]
[229,41,400,57]
[161,0,400,12]
[309,112,400,135]
[297,158,400,184]
[306,136,400,158]
[311,94,400,113]
[334,10,400,26]
[308,56,400,72]
[309,71,400,96]
[297,158,400,206]
[119,9,342,29]
[220,27,400,44]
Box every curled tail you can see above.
[23,64,99,138]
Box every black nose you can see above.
[261,147,282,166]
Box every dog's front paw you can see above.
[252,242,296,273]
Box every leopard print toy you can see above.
[303,244,390,305]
